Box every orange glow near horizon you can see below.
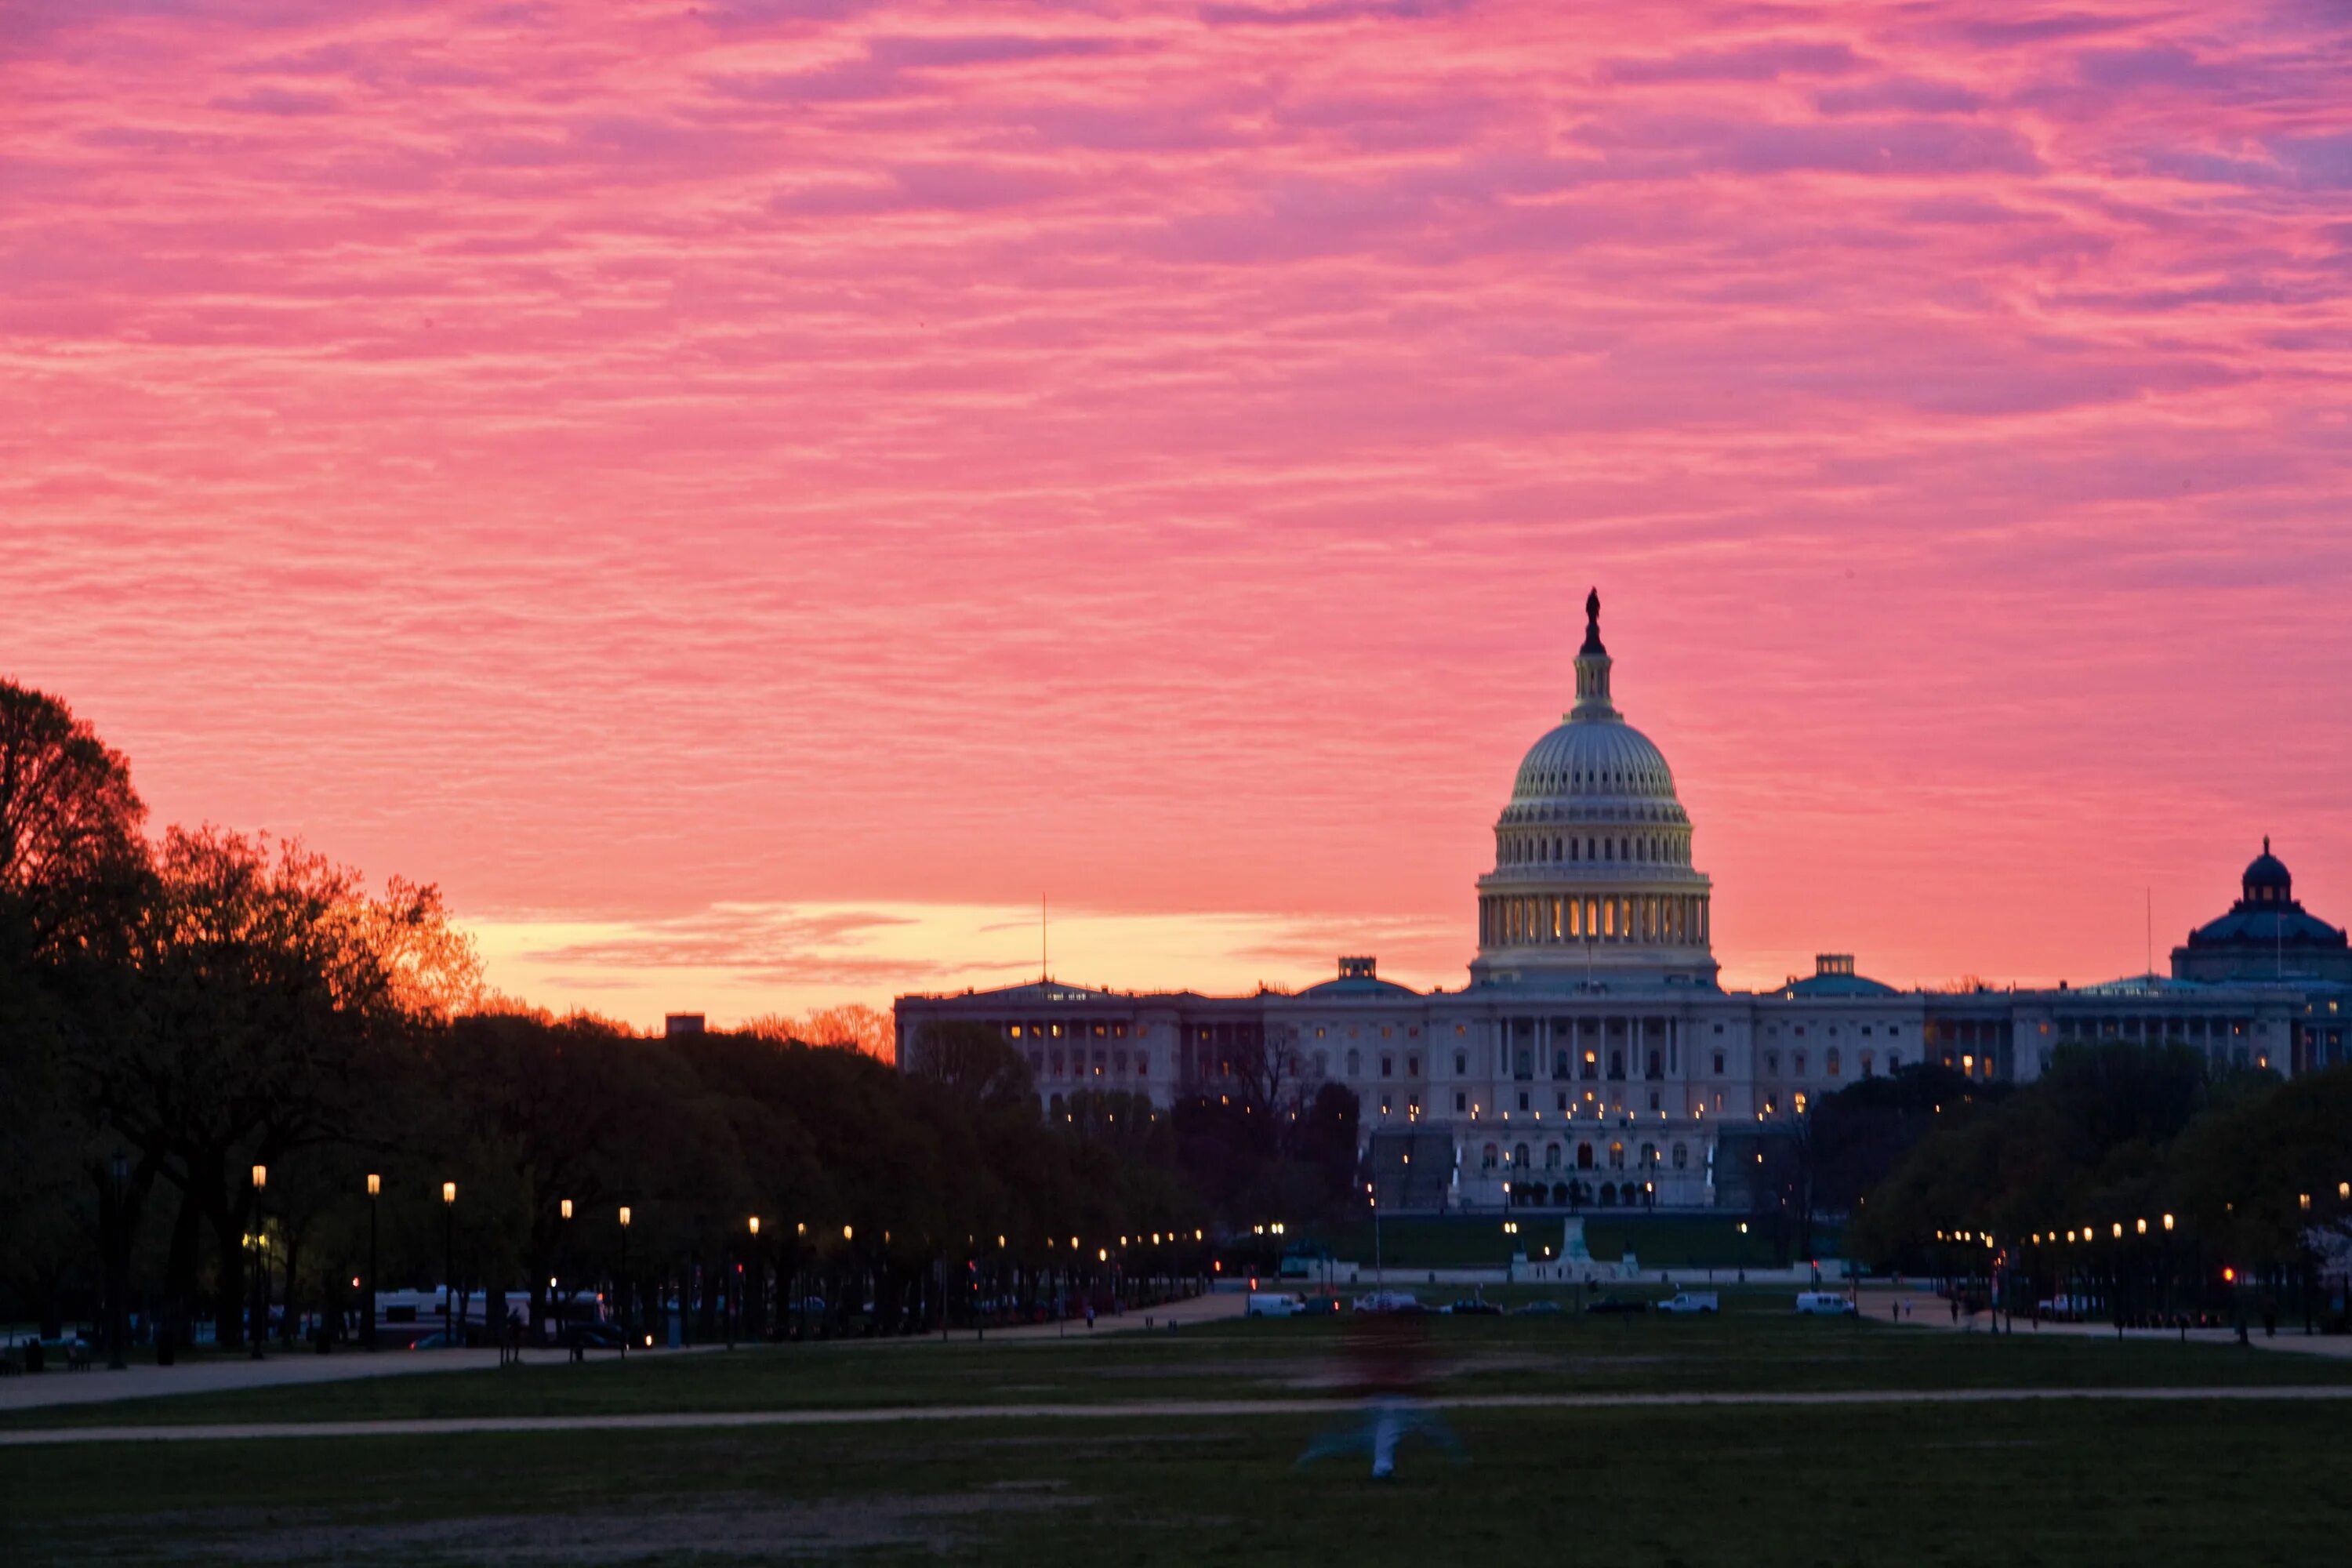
[7,2,2349,1031]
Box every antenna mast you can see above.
[1042,892,1049,982]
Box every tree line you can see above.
[0,680,1359,1352]
[1813,1043,2352,1323]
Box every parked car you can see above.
[1584,1294,1649,1315]
[1445,1297,1504,1316]
[1247,1292,1308,1319]
[2035,1295,2094,1323]
[566,1322,627,1350]
[1658,1291,1720,1315]
[1298,1294,1345,1316]
[1512,1300,1565,1316]
[1795,1292,1858,1316]
[1352,1290,1425,1315]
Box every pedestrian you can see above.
[1085,1301,1096,1331]
[1950,1297,1960,1325]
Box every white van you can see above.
[1659,1291,1719,1314]
[1795,1291,1857,1316]
[1247,1292,1308,1319]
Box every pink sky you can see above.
[7,1,2349,1027]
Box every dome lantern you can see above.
[1570,587,1617,720]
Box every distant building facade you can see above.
[895,593,2349,1212]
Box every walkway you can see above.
[0,1292,1243,1414]
[7,1383,2351,1448]
[1852,1286,2352,1359]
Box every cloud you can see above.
[207,85,339,114]
[7,0,2350,1022]
[1605,40,1862,84]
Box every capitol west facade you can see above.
[895,595,2350,1213]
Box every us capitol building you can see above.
[895,593,2349,1213]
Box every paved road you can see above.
[0,1291,1244,1415]
[6,1382,2350,1447]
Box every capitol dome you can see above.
[1512,717,1678,803]
[1472,590,1717,991]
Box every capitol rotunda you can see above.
[1472,591,1718,990]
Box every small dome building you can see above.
[2171,839,2351,984]
[1472,590,1718,989]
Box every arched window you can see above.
[1406,1054,1420,1077]
[1641,1142,1657,1167]
[1577,1142,1595,1169]
[1136,1052,1150,1076]
[1608,1141,1626,1170]
[1545,1143,1562,1169]
[1826,1047,1841,1076]
[1481,1143,1499,1170]
[1672,1142,1689,1169]
[1513,1142,1530,1168]
[1598,1182,1617,1207]
[1346,1050,1360,1076]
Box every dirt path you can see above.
[9,1382,2350,1448]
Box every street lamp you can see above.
[618,1206,632,1359]
[365,1174,381,1352]
[554,1197,574,1340]
[107,1151,129,1370]
[249,1164,268,1359]
[441,1181,457,1349]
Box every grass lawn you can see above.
[8,1302,2347,1432]
[4,1398,2345,1565]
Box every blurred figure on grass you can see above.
[1298,1312,1465,1479]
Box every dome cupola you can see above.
[2243,837,2292,903]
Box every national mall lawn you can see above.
[6,1296,2350,1565]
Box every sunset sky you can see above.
[8,1,2349,1029]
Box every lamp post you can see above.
[619,1206,632,1360]
[746,1217,761,1343]
[441,1181,457,1349]
[365,1174,381,1352]
[557,1198,573,1341]
[107,1150,129,1370]
[249,1163,268,1359]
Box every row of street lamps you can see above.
[237,1163,1211,1356]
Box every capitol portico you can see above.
[895,593,2350,1213]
